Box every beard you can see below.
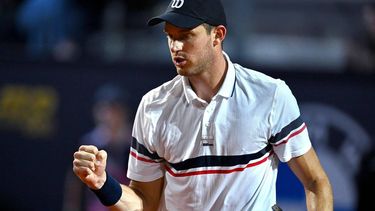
[175,45,214,77]
[176,60,209,77]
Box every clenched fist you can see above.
[73,145,108,190]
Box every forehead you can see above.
[163,22,205,34]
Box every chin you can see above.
[176,67,188,76]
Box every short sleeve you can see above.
[127,97,165,182]
[269,81,311,162]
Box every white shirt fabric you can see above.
[127,52,311,211]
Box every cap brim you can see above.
[147,12,204,29]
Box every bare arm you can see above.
[109,178,164,211]
[287,147,333,211]
[73,145,163,211]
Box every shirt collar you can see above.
[217,52,236,99]
[182,51,236,104]
[182,76,198,104]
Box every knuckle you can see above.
[79,145,99,154]
[78,145,86,151]
[88,154,96,162]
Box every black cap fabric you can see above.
[148,0,227,29]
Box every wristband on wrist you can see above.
[91,173,122,206]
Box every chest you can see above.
[156,96,273,162]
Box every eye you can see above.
[180,33,191,40]
[164,31,193,42]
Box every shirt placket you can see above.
[201,100,217,146]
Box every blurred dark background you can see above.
[0,0,374,210]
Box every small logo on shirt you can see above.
[202,139,214,146]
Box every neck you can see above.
[188,52,227,103]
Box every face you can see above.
[164,23,216,76]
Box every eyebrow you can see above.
[163,27,192,34]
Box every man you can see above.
[73,0,333,210]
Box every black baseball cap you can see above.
[147,0,227,29]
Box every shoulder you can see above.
[234,63,281,84]
[140,75,183,109]
[233,63,287,95]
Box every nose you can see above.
[170,39,183,52]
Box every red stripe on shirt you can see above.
[274,123,307,147]
[130,151,158,163]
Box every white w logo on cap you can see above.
[171,0,184,8]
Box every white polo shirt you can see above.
[127,52,311,210]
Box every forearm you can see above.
[90,173,145,210]
[109,179,163,211]
[287,148,333,211]
[305,177,333,211]
[108,184,144,211]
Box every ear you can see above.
[213,25,227,47]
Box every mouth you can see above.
[173,56,187,67]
